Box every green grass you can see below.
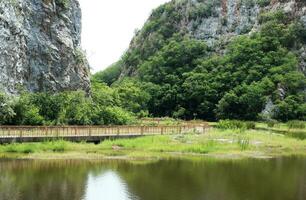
[0,124,305,160]
[98,127,306,158]
[237,136,250,151]
[0,140,91,154]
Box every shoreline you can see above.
[1,150,306,162]
[0,127,306,161]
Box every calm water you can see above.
[0,157,306,200]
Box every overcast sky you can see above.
[78,0,170,73]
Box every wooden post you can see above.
[141,126,144,135]
[117,127,120,136]
[161,127,164,135]
[56,127,59,138]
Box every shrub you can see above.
[241,0,255,8]
[258,10,286,24]
[217,120,256,130]
[55,0,69,9]
[4,143,35,154]
[273,96,306,122]
[4,144,19,153]
[287,120,306,129]
[0,93,15,124]
[100,107,135,125]
[256,0,270,7]
[22,145,35,154]
[75,48,87,65]
[287,131,306,140]
[217,120,246,130]
[245,122,256,129]
[92,61,122,86]
[51,140,67,152]
[267,120,278,128]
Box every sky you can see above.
[78,0,170,73]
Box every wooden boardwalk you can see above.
[0,124,209,143]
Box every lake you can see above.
[0,157,305,200]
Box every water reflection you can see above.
[83,171,138,200]
[0,158,306,200]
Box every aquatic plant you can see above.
[237,136,250,151]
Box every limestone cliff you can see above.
[0,0,90,93]
[120,0,306,77]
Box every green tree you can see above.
[98,106,135,125]
[12,93,45,125]
[216,82,271,120]
[273,95,306,121]
[0,93,15,124]
[113,79,150,114]
[63,91,97,125]
[92,61,122,86]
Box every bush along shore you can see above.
[0,121,305,160]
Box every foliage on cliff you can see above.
[96,8,306,122]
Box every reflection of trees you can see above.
[297,158,306,200]
[116,158,306,200]
[0,173,21,200]
[0,160,90,200]
[0,158,306,200]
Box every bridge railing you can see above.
[0,125,209,138]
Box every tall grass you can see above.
[43,140,68,152]
[286,132,306,140]
[4,143,36,154]
[237,136,250,151]
[180,139,217,154]
[0,140,69,154]
[287,121,306,129]
[101,136,171,150]
[217,120,255,130]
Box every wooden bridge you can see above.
[0,124,209,143]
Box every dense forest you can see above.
[0,1,305,125]
[94,8,306,122]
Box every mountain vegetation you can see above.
[94,6,306,122]
[0,80,149,125]
[0,0,305,125]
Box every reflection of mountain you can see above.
[0,158,306,200]
[116,158,306,200]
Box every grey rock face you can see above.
[122,0,306,77]
[190,0,306,74]
[0,0,90,94]
[187,0,305,45]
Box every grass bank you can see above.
[0,124,306,160]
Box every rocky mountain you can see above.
[120,0,306,77]
[93,0,306,121]
[0,0,90,94]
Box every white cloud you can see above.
[78,0,170,73]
